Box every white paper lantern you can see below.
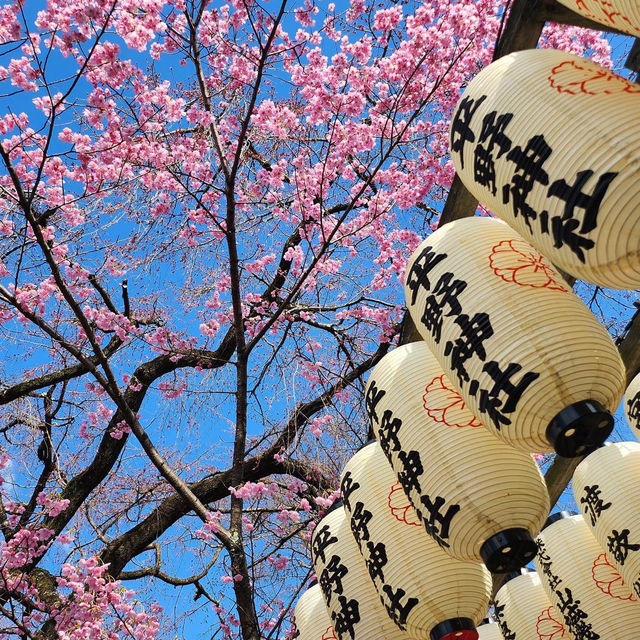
[366,342,549,572]
[557,0,640,37]
[450,48,640,289]
[624,371,640,438]
[404,216,624,455]
[494,570,570,640]
[311,502,410,640]
[294,583,338,640]
[573,442,640,601]
[340,441,492,640]
[534,512,640,639]
[476,622,503,640]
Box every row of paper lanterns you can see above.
[296,442,640,640]
[494,442,640,640]
[294,8,640,639]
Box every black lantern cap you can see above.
[480,528,537,573]
[502,566,534,585]
[543,510,577,530]
[322,498,343,517]
[312,499,344,535]
[430,617,477,640]
[546,400,613,457]
[355,438,377,452]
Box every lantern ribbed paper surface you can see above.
[624,371,640,437]
[294,584,338,640]
[534,513,640,639]
[476,623,503,640]
[340,441,491,640]
[449,48,640,289]
[573,442,640,601]
[404,217,624,455]
[366,342,549,572]
[311,503,410,640]
[557,1,640,37]
[494,571,569,640]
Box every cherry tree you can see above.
[0,0,616,638]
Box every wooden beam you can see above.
[494,0,547,59]
[625,39,640,77]
[438,175,479,227]
[620,310,640,384]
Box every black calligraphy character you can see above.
[340,472,360,511]
[474,110,513,196]
[607,528,640,566]
[406,246,447,306]
[350,502,373,544]
[365,381,386,424]
[378,409,402,456]
[420,272,466,344]
[633,577,640,601]
[547,170,618,263]
[397,450,423,495]
[627,391,640,430]
[450,94,487,169]
[555,587,599,640]
[502,134,552,231]
[381,585,419,630]
[494,602,516,640]
[545,570,562,592]
[312,524,338,564]
[478,361,540,430]
[365,540,388,582]
[536,540,562,591]
[580,485,612,526]
[444,312,494,385]
[320,555,348,605]
[548,215,594,263]
[411,502,425,525]
[332,595,360,640]
[419,494,460,549]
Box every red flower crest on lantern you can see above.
[574,0,633,30]
[489,239,568,292]
[549,60,640,95]
[536,606,568,639]
[388,482,421,527]
[592,552,637,601]
[422,375,482,428]
[322,626,338,640]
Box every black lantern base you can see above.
[430,617,477,640]
[480,528,537,573]
[546,400,613,458]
